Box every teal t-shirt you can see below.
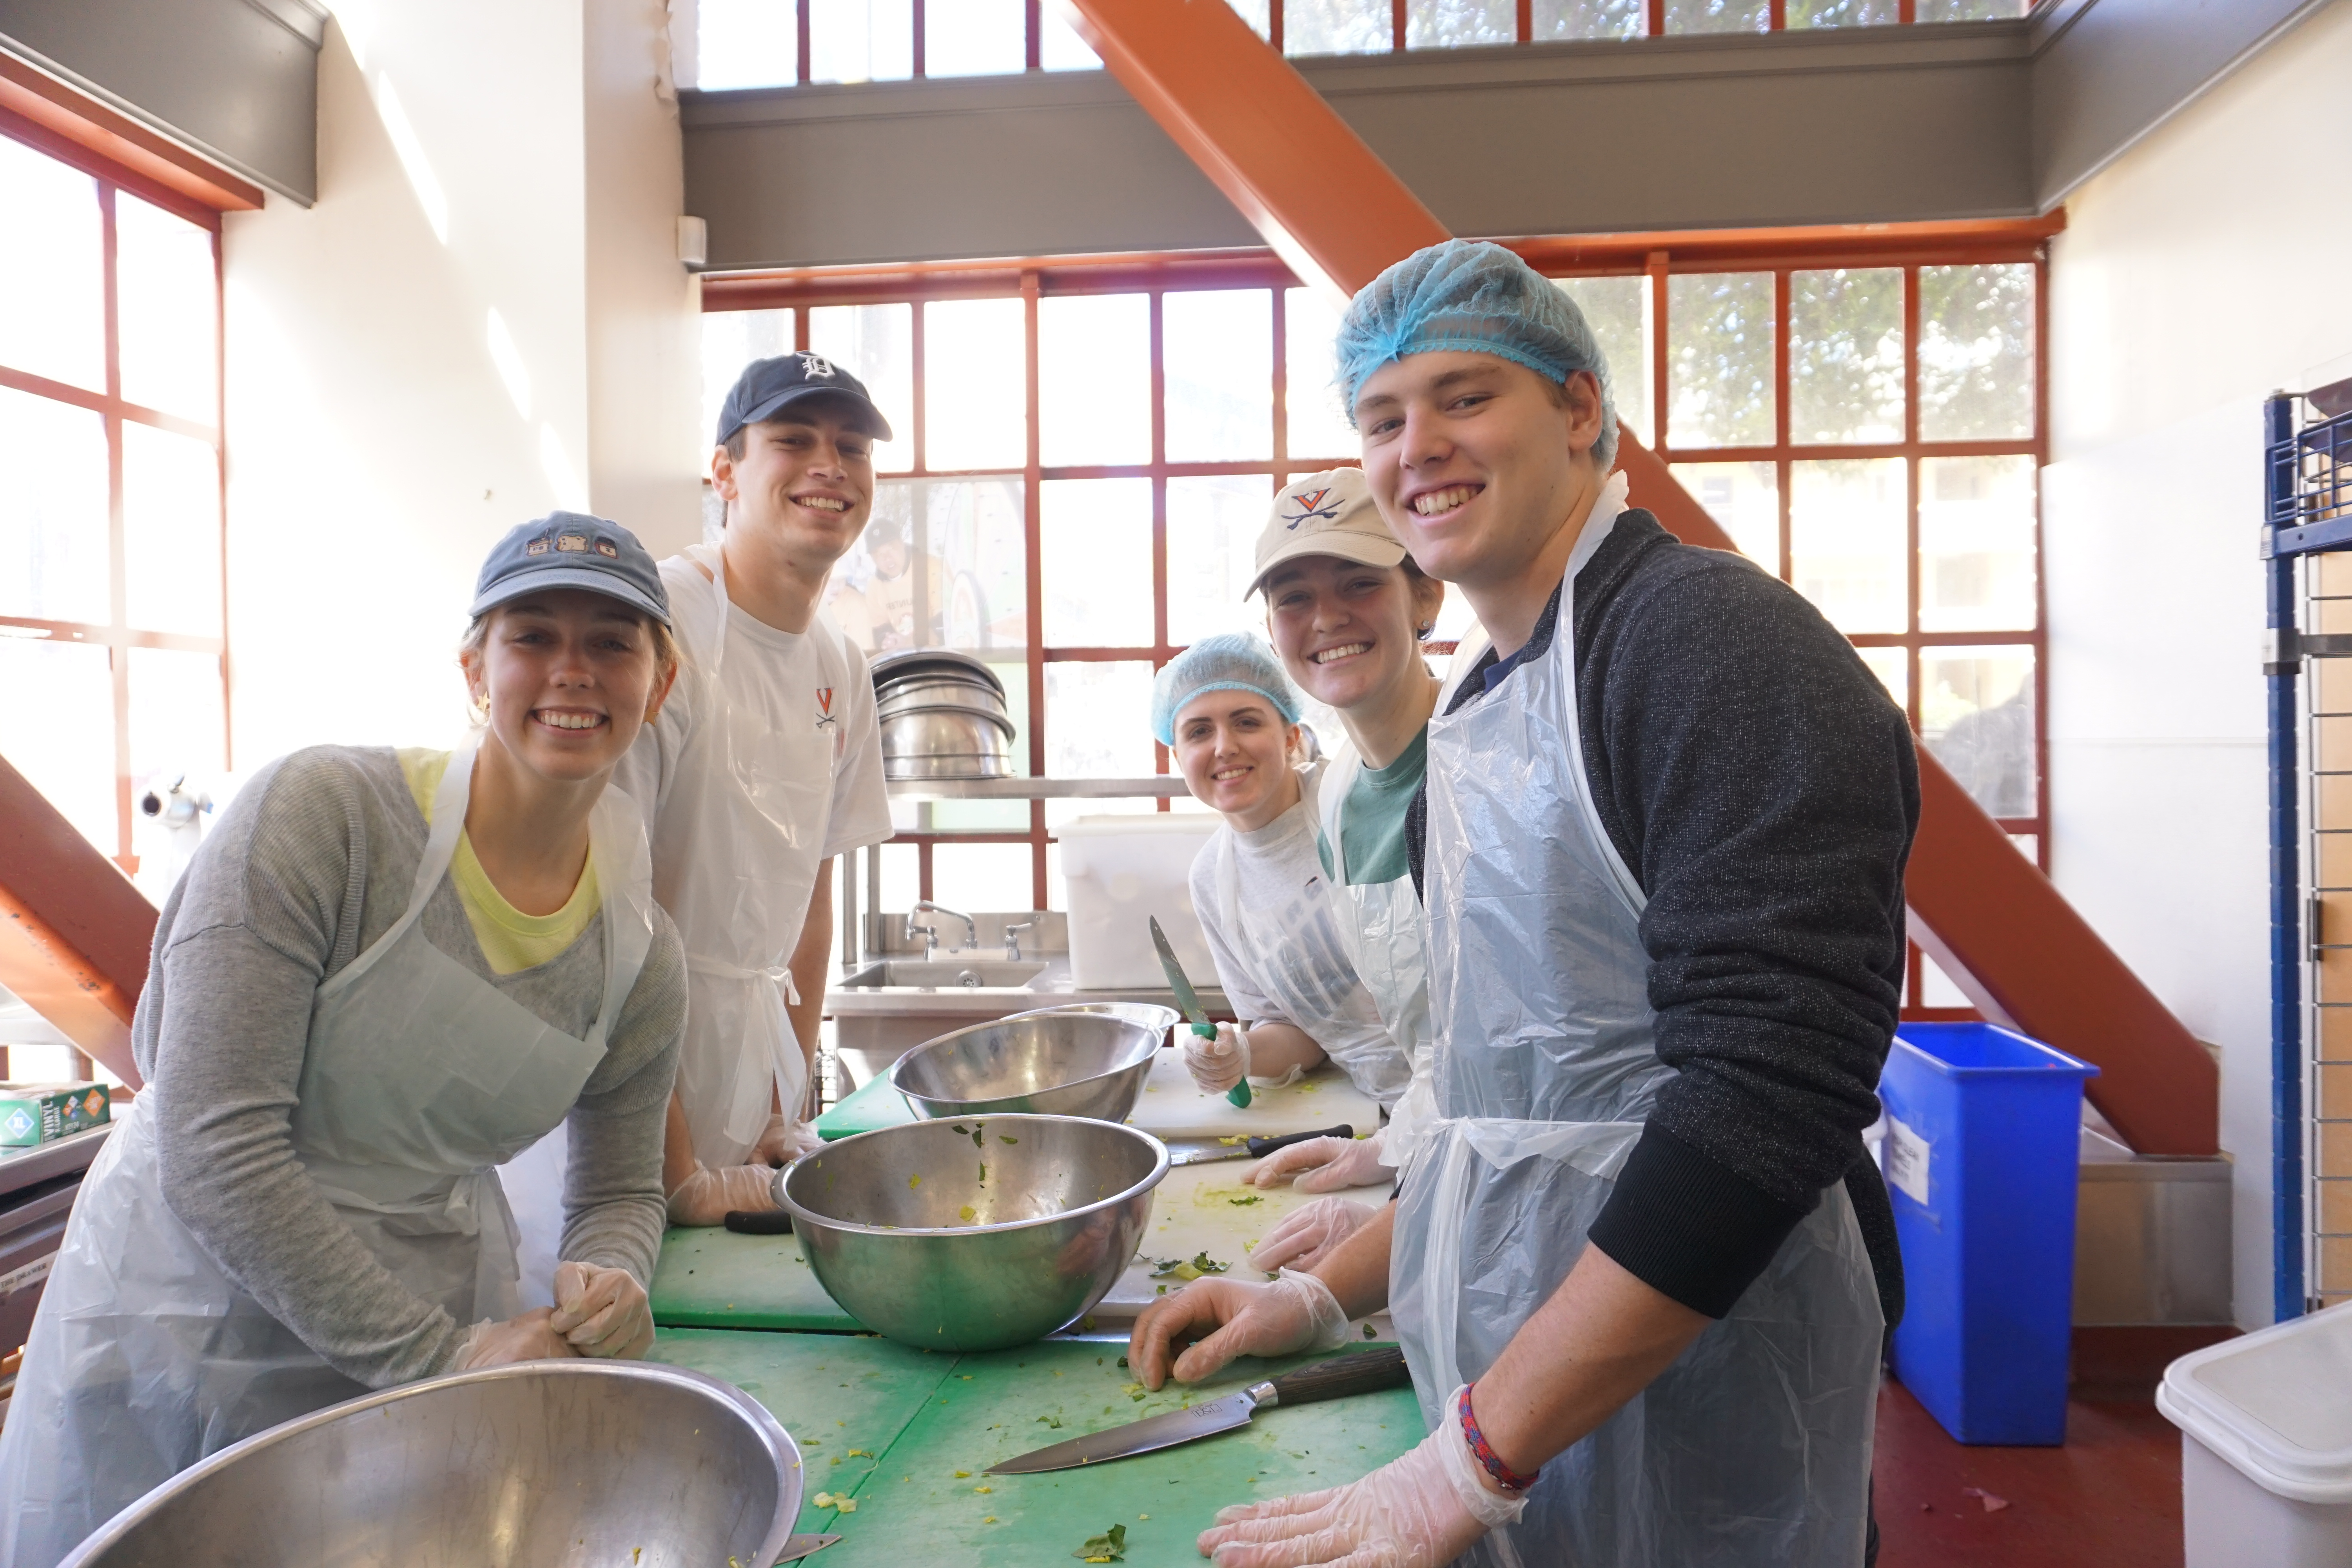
[1316,728,1428,886]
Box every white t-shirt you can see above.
[1187,774,1406,1102]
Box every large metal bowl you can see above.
[60,1360,799,1568]
[871,646,1005,697]
[879,702,1018,780]
[888,1006,1168,1121]
[877,673,1012,720]
[781,1114,1167,1350]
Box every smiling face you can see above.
[1261,554,1443,713]
[461,589,675,786]
[1353,351,1605,592]
[1170,691,1302,831]
[711,404,877,573]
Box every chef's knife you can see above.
[984,1346,1408,1475]
[1167,1124,1360,1167]
[775,1532,840,1563]
[1151,915,1250,1109]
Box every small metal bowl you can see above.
[889,1007,1166,1122]
[878,703,1018,780]
[60,1361,799,1568]
[781,1114,1168,1350]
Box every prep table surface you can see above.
[649,1329,1423,1566]
[649,1163,1394,1332]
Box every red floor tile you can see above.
[1873,1377,2183,1568]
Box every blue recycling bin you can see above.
[1880,1022,2099,1445]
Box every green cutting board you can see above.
[653,1331,1422,1568]
[649,1225,861,1332]
[813,1074,918,1141]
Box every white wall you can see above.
[2046,0,2352,1330]
[220,0,701,767]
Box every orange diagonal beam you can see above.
[0,753,152,1087]
[1060,0,2218,1154]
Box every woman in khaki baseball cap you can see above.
[1240,465,1469,1269]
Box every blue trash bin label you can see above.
[1885,1114,1931,1205]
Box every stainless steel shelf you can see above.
[884,776,1191,801]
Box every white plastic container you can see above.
[1056,814,1220,991]
[2158,1299,2352,1566]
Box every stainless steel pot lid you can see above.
[869,648,1005,697]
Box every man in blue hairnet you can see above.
[1129,240,1916,1568]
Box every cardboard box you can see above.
[0,1083,111,1147]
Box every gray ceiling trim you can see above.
[237,0,329,50]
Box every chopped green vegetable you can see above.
[1075,1523,1129,1562]
[959,1205,978,1222]
[971,1128,985,1150]
[1000,1134,1018,1144]
[1228,1195,1263,1207]
[908,1174,921,1189]
[978,1160,988,1184]
[1036,1414,1063,1428]
[1363,1323,1378,1339]
[950,1125,969,1135]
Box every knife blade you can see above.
[1151,916,1250,1109]
[984,1346,1408,1475]
[1167,1124,1361,1166]
[775,1533,841,1563]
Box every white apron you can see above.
[661,542,850,1167]
[1210,774,1409,1103]
[1391,494,1883,1568]
[0,740,653,1568]
[1315,738,1436,1172]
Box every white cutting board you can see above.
[1090,1159,1394,1324]
[1126,1051,1381,1141]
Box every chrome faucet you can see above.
[1003,915,1040,963]
[908,900,977,958]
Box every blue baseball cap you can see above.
[469,513,671,627]
[716,352,894,446]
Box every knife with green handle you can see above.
[984,1347,1410,1474]
[1167,1123,1359,1166]
[1150,915,1250,1109]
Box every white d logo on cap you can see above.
[799,353,837,379]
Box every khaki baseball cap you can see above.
[1247,467,1407,599]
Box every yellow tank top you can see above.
[396,748,601,976]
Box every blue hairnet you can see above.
[1334,239,1618,468]
[1151,633,1302,747]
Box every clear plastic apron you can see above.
[1315,740,1436,1169]
[1210,775,1409,1103]
[0,740,652,1568]
[1391,490,1883,1568]
[660,542,848,1166]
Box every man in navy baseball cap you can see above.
[715,352,893,448]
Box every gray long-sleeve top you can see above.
[131,745,684,1387]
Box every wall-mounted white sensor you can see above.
[677,215,708,267]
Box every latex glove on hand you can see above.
[1183,1023,1250,1096]
[1197,1391,1525,1568]
[455,1307,578,1370]
[1248,1131,1394,1194]
[1250,1197,1377,1274]
[549,1260,655,1359]
[1128,1268,1350,1390]
[751,1112,822,1167]
[665,1160,780,1227]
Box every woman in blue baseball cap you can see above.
[0,514,689,1568]
[1151,633,1407,1111]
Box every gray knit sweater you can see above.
[131,745,684,1387]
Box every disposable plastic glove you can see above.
[665,1160,780,1227]
[1183,1022,1250,1095]
[1128,1268,1350,1389]
[1251,1197,1377,1274]
[1196,1389,1525,1568]
[455,1307,578,1370]
[549,1260,655,1359]
[1249,1132,1394,1194]
[751,1112,822,1167]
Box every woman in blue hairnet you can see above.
[1150,637,1408,1110]
[1129,242,1914,1568]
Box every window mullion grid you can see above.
[99,181,134,891]
[1646,251,1670,454]
[912,0,927,78]
[1150,290,1173,810]
[2032,247,2053,873]
[1517,0,1533,42]
[1022,272,1048,910]
[1773,269,1791,582]
[797,0,812,83]
[212,223,232,770]
[1026,0,1043,70]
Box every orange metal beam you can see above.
[0,755,152,1087]
[0,52,263,215]
[1060,0,2220,1155]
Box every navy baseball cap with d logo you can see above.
[716,352,894,445]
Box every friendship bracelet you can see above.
[1458,1383,1542,1494]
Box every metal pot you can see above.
[877,673,1011,721]
[780,1114,1167,1350]
[889,1005,1170,1122]
[879,703,1018,780]
[870,647,1004,698]
[59,1361,800,1568]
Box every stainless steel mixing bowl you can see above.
[887,1005,1168,1121]
[59,1360,799,1568]
[878,702,1018,780]
[780,1113,1168,1350]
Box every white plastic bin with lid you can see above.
[1056,814,1219,990]
[2158,1299,2352,1566]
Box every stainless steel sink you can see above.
[839,959,1049,990]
